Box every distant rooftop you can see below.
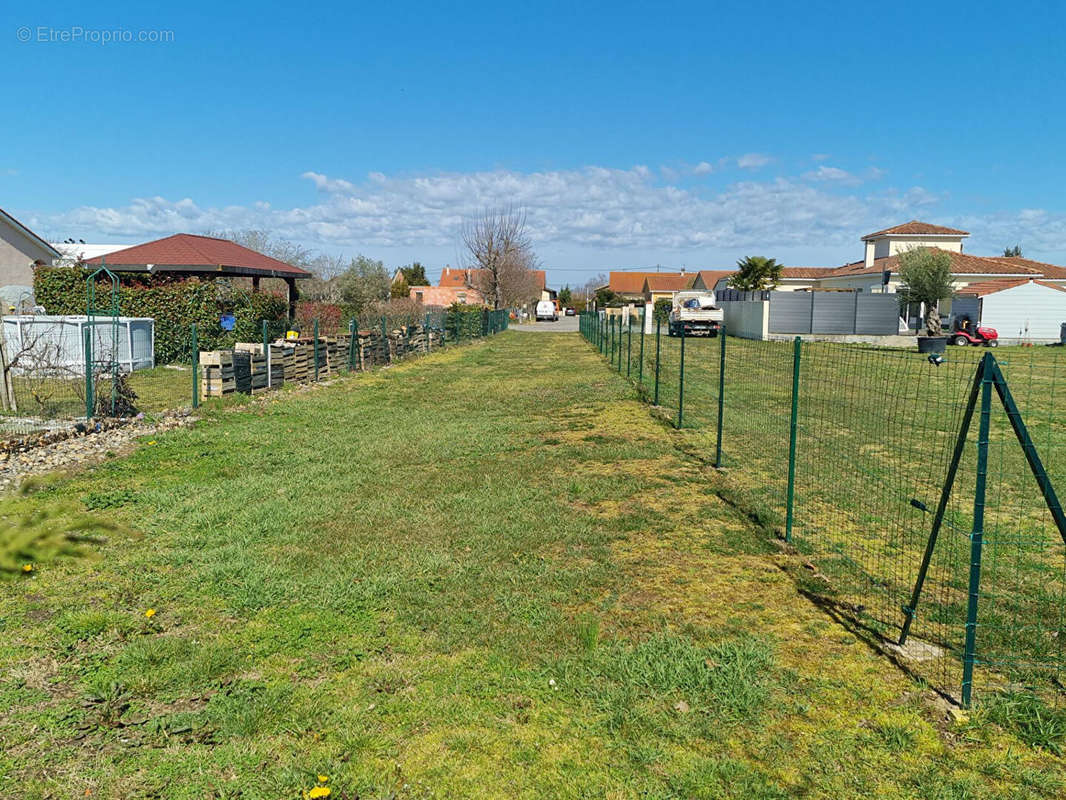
[861,220,970,240]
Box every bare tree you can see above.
[461,208,541,310]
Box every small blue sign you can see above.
[220,313,236,331]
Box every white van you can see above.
[535,300,558,321]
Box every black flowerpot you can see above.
[917,336,948,354]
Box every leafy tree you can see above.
[898,247,955,337]
[595,286,622,306]
[391,274,411,299]
[1002,245,1023,257]
[401,263,428,285]
[728,256,783,291]
[558,285,572,306]
[339,255,391,316]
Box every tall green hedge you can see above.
[33,267,288,364]
[446,303,493,338]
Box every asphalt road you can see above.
[510,316,580,333]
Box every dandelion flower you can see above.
[308,787,331,798]
[317,775,329,783]
[22,564,33,573]
[147,440,157,445]
[144,608,156,618]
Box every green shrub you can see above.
[653,297,672,324]
[33,267,287,363]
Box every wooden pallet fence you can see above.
[235,343,269,393]
[200,350,235,398]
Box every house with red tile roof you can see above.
[409,266,551,309]
[726,222,1066,296]
[708,221,1066,341]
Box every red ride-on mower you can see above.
[950,319,999,347]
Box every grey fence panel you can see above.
[856,294,901,335]
[717,289,770,302]
[768,292,813,334]
[812,292,857,334]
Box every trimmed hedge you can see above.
[447,303,495,338]
[33,267,287,364]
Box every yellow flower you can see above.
[317,775,329,784]
[144,608,156,618]
[22,564,33,573]
[147,440,157,445]
[308,787,331,799]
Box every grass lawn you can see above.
[2,331,1065,798]
[3,366,193,433]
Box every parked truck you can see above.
[668,291,724,337]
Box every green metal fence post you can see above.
[84,324,94,418]
[899,357,986,646]
[349,318,357,370]
[627,308,633,378]
[191,323,199,409]
[638,307,645,387]
[961,357,994,707]
[654,316,661,405]
[617,314,623,372]
[262,319,270,387]
[677,324,686,428]
[313,318,320,381]
[784,336,802,543]
[715,326,726,468]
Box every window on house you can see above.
[415,291,424,302]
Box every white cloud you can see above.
[692,161,713,175]
[803,165,862,186]
[41,164,1066,263]
[736,153,772,169]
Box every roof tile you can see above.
[84,233,311,277]
[861,220,970,240]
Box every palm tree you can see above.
[728,256,783,291]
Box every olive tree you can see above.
[898,247,955,337]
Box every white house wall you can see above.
[979,282,1066,342]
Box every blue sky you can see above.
[2,0,1064,285]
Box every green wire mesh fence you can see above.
[580,310,1066,708]
[2,308,510,438]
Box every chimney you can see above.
[864,240,875,269]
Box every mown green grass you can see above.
[1,331,1065,798]
[3,366,192,429]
